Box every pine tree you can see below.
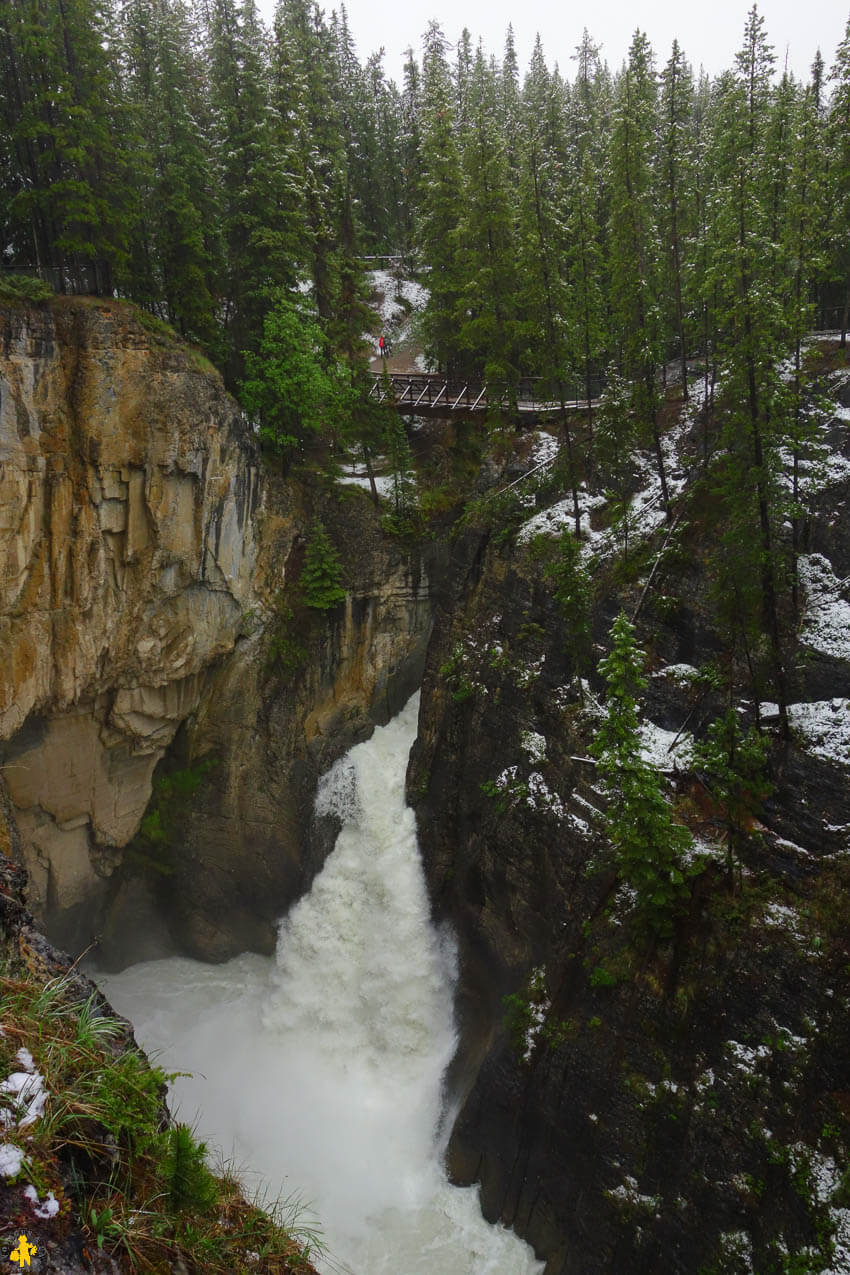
[301,519,346,610]
[593,612,693,939]
[705,6,790,731]
[517,38,581,532]
[417,22,464,372]
[608,31,671,519]
[455,46,520,385]
[658,40,696,399]
[240,291,349,469]
[827,18,850,345]
[120,0,220,344]
[0,0,131,284]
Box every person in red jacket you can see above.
[379,334,386,358]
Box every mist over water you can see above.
[100,695,543,1274]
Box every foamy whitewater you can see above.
[100,695,543,1274]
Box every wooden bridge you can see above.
[369,372,601,416]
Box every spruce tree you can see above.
[301,519,346,610]
[455,46,520,385]
[608,31,671,518]
[705,6,790,731]
[659,41,696,399]
[827,18,850,344]
[417,22,464,372]
[120,0,220,344]
[593,612,693,939]
[0,0,130,284]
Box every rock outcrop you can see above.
[0,299,433,963]
[0,298,259,951]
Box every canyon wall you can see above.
[0,298,432,963]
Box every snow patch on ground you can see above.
[0,1066,47,1129]
[798,555,850,661]
[762,902,807,944]
[525,773,565,818]
[521,731,547,763]
[337,473,395,496]
[725,1040,771,1074]
[788,700,850,767]
[638,721,693,770]
[368,270,429,329]
[0,1143,24,1176]
[608,1175,661,1211]
[24,1184,59,1218]
[651,663,699,684]
[517,490,606,545]
[528,431,560,468]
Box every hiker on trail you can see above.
[379,334,386,357]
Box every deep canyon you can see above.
[2,297,850,1273]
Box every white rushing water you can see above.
[99,694,543,1275]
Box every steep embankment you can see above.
[0,297,432,966]
[409,352,850,1273]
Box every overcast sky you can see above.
[259,0,847,86]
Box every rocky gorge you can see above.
[2,296,850,1273]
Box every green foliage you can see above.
[592,612,694,939]
[241,292,352,467]
[480,772,530,814]
[501,967,547,1057]
[129,757,217,876]
[590,964,618,988]
[301,519,346,611]
[530,528,592,668]
[166,1124,218,1215]
[0,273,53,303]
[439,644,476,702]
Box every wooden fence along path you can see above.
[369,372,602,416]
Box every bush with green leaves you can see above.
[592,611,694,939]
[301,519,346,610]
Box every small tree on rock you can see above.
[592,611,693,939]
[301,519,346,611]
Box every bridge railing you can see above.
[370,372,604,411]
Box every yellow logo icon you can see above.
[10,1235,37,1268]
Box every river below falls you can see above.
[99,695,543,1275]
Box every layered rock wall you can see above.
[0,299,260,947]
[0,299,433,961]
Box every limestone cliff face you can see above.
[103,488,434,966]
[0,299,260,948]
[0,299,433,961]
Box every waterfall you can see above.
[100,694,543,1274]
